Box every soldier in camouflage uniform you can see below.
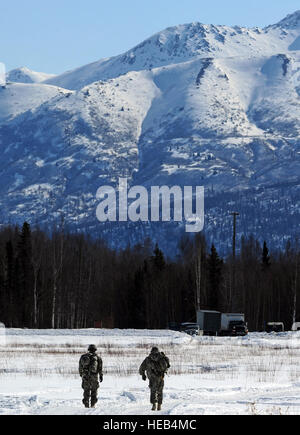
[139,347,170,411]
[79,344,103,408]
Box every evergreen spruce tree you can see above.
[207,244,223,310]
[152,244,166,272]
[262,241,271,270]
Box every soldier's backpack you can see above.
[81,353,98,375]
[89,354,99,374]
[161,352,170,370]
[155,352,170,375]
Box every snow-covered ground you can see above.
[0,329,299,415]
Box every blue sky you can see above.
[1,0,299,74]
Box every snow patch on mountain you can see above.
[7,67,56,84]
[0,82,70,124]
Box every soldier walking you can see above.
[79,344,103,408]
[139,347,170,411]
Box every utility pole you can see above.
[230,212,239,311]
[231,212,240,259]
[195,247,202,311]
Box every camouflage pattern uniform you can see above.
[79,345,103,408]
[139,347,170,411]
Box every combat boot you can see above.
[151,403,157,411]
[157,404,162,411]
[91,398,98,408]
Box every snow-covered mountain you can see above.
[6,67,56,84]
[0,82,69,124]
[1,12,300,254]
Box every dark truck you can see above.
[265,322,284,333]
[220,313,248,336]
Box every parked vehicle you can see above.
[220,313,248,336]
[180,322,202,336]
[291,322,300,331]
[266,322,284,333]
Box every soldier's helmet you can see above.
[88,344,97,353]
[151,346,159,353]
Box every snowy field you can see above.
[0,328,300,415]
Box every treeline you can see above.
[0,222,299,331]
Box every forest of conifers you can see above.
[0,222,299,331]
